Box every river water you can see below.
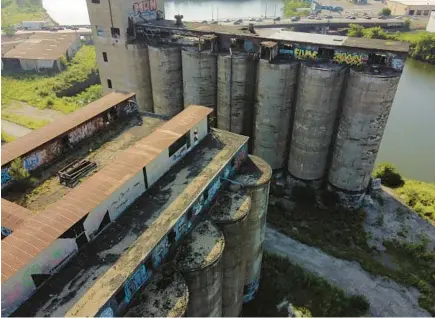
[42,0,435,182]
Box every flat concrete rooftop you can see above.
[3,113,165,213]
[13,129,248,317]
[136,20,409,53]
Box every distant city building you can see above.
[386,0,435,16]
[1,33,81,72]
[427,10,435,31]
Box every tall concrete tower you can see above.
[86,0,165,111]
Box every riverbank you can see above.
[267,175,435,315]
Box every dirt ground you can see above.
[265,227,430,317]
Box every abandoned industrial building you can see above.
[0,0,412,316]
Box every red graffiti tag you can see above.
[133,0,157,13]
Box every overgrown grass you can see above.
[242,253,370,317]
[1,0,48,27]
[397,180,435,224]
[1,130,17,143]
[373,163,435,224]
[268,195,435,315]
[1,45,102,114]
[2,112,49,130]
[282,0,311,17]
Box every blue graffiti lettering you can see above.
[152,236,169,268]
[243,279,260,303]
[1,226,13,237]
[124,264,150,303]
[1,168,12,185]
[23,153,39,171]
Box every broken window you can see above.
[111,27,120,39]
[168,132,190,157]
[107,79,112,89]
[409,9,415,15]
[368,53,387,65]
[102,52,108,62]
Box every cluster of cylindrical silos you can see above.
[138,155,269,317]
[130,40,401,205]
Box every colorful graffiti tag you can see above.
[1,226,13,237]
[131,0,159,21]
[294,47,318,60]
[124,264,151,303]
[1,168,12,186]
[333,51,368,66]
[23,152,42,171]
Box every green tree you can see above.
[282,0,310,17]
[380,7,391,16]
[404,17,411,30]
[347,24,364,37]
[9,158,30,181]
[373,162,404,188]
[362,26,389,39]
[3,24,16,36]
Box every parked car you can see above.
[377,15,386,19]
[291,16,300,21]
[71,26,79,30]
[273,16,281,21]
[210,20,218,24]
[233,19,243,24]
[249,17,256,21]
[201,20,208,23]
[224,18,231,22]
[364,16,371,19]
[315,16,322,20]
[307,15,315,19]
[324,15,333,19]
[346,15,356,19]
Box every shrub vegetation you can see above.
[1,45,102,114]
[373,162,404,188]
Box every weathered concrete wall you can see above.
[328,68,401,193]
[148,45,184,117]
[288,63,346,181]
[124,271,189,317]
[175,220,225,317]
[210,190,250,317]
[182,48,217,118]
[217,54,257,136]
[124,44,154,112]
[252,60,299,170]
[233,155,272,303]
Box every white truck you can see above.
[21,21,48,30]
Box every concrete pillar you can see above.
[252,60,299,170]
[210,190,251,317]
[232,155,272,303]
[288,63,347,181]
[175,220,224,317]
[182,48,217,113]
[217,54,257,137]
[148,45,184,117]
[328,67,401,207]
[124,271,189,317]
[125,44,154,112]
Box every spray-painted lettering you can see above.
[125,101,138,114]
[294,47,318,60]
[68,118,103,145]
[152,236,170,268]
[1,168,12,185]
[22,153,40,171]
[124,264,150,303]
[131,0,158,21]
[333,51,367,66]
[391,58,404,71]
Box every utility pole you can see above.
[265,1,268,18]
[212,4,214,20]
[274,4,277,18]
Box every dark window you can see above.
[107,79,112,89]
[186,208,193,221]
[168,132,190,157]
[409,9,415,15]
[143,167,149,188]
[318,47,335,59]
[92,0,100,3]
[368,53,387,65]
[103,52,108,62]
[111,27,120,39]
[168,230,176,245]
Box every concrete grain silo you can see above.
[182,48,217,121]
[175,220,225,317]
[210,190,251,316]
[124,43,154,112]
[124,271,189,317]
[288,63,347,183]
[232,155,272,303]
[252,60,299,170]
[217,54,257,137]
[148,45,184,117]
[328,67,401,207]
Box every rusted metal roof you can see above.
[1,199,33,233]
[1,92,135,167]
[1,105,212,284]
